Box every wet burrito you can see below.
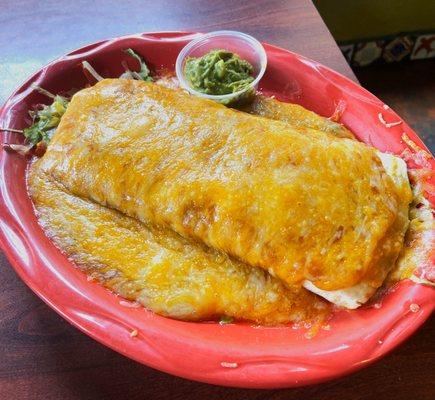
[30,79,411,315]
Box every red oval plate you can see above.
[0,32,434,389]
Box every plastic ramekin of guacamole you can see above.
[176,31,267,105]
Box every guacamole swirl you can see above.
[184,49,255,96]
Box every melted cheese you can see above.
[241,94,355,139]
[158,76,354,139]
[36,79,406,292]
[28,166,326,324]
[303,153,412,308]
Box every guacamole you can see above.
[184,49,255,96]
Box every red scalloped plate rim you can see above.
[0,31,434,389]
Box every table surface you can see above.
[0,1,433,399]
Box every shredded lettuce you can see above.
[82,61,104,82]
[121,48,153,81]
[23,94,69,146]
[219,315,234,324]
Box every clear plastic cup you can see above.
[175,30,267,105]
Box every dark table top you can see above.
[0,1,433,399]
